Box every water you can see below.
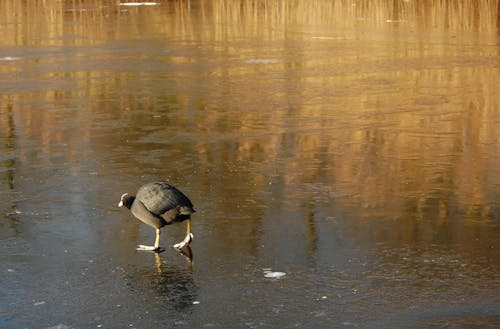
[0,1,499,328]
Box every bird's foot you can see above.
[173,233,194,250]
[175,245,193,262]
[136,245,163,252]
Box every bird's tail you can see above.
[180,206,196,215]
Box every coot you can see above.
[118,182,195,252]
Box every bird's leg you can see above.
[154,228,160,249]
[137,228,161,252]
[173,219,193,250]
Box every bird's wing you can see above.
[136,182,193,216]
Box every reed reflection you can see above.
[0,0,497,269]
[0,103,16,191]
[0,102,21,239]
[0,0,498,47]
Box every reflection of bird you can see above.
[125,254,197,312]
[118,182,195,252]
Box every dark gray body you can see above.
[127,182,195,229]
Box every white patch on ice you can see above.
[47,325,70,329]
[243,58,279,64]
[312,36,338,40]
[0,56,21,61]
[263,271,286,278]
[119,2,158,6]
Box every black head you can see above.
[118,193,135,209]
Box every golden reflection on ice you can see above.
[0,0,498,260]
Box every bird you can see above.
[118,182,195,252]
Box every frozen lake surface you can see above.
[0,1,499,328]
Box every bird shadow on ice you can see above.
[123,252,197,312]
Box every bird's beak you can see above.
[118,200,123,207]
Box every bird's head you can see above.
[118,193,134,209]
